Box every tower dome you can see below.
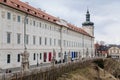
[82,9,94,26]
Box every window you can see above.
[50,26,51,30]
[58,39,61,46]
[33,36,36,45]
[40,53,42,60]
[7,54,10,63]
[50,38,52,46]
[37,22,39,27]
[26,18,28,24]
[33,53,36,60]
[7,12,11,20]
[33,21,35,26]
[39,22,41,27]
[7,32,11,44]
[45,24,47,29]
[64,40,66,46]
[17,34,21,44]
[13,14,16,21]
[25,35,29,45]
[30,20,32,25]
[45,37,47,45]
[17,15,20,22]
[1,11,5,18]
[39,37,42,45]
[17,54,20,62]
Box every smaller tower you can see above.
[82,9,94,36]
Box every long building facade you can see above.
[0,0,94,69]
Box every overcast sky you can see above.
[21,0,120,44]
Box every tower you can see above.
[82,9,94,36]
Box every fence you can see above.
[0,58,103,80]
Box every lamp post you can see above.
[51,49,56,67]
[60,26,63,63]
[21,14,29,71]
[37,53,39,66]
[86,48,89,58]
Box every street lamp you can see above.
[51,49,56,67]
[37,53,39,66]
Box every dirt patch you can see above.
[57,61,118,80]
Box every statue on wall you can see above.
[21,50,29,71]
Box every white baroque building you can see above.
[0,0,95,70]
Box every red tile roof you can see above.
[67,23,92,37]
[0,0,94,38]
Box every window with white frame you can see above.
[50,38,52,46]
[40,53,42,60]
[7,54,11,63]
[39,37,42,45]
[17,34,21,44]
[7,12,11,20]
[33,21,35,26]
[17,15,21,22]
[45,37,47,45]
[33,36,36,45]
[33,53,36,60]
[25,35,29,45]
[17,54,20,62]
[7,32,11,44]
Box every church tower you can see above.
[82,9,94,36]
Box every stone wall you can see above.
[0,58,106,80]
[2,59,94,80]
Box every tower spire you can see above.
[86,9,90,21]
[82,9,94,36]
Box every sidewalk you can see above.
[0,63,51,74]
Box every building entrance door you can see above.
[44,52,47,62]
